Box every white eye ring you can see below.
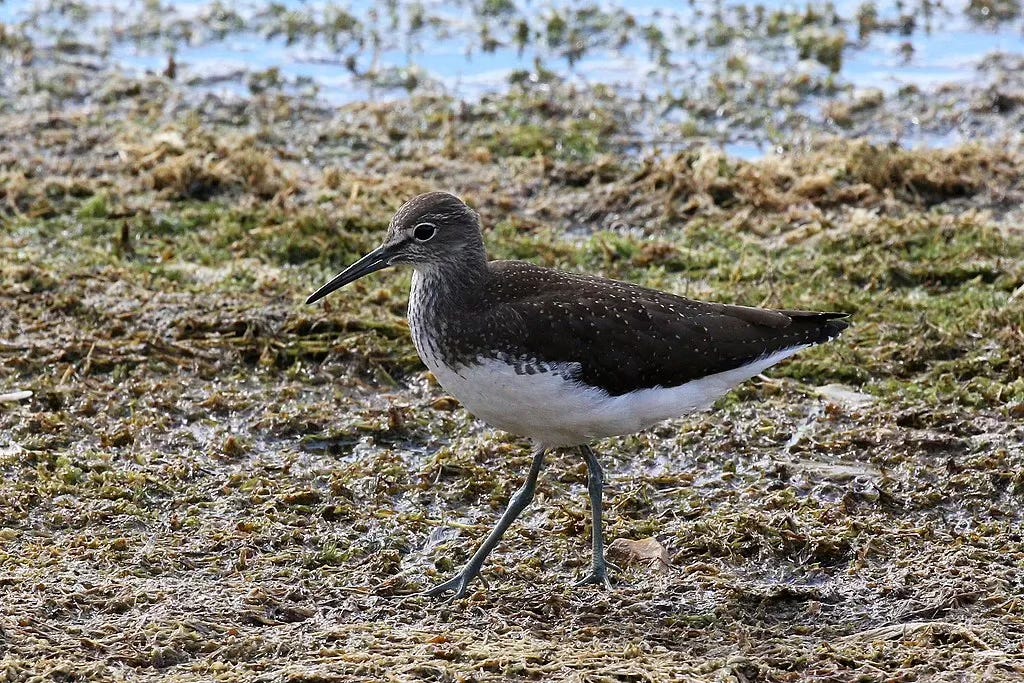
[413,222,437,241]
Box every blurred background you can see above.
[2,0,1024,156]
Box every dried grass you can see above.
[1,24,1023,683]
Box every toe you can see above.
[422,575,460,598]
[574,571,613,588]
[423,570,477,600]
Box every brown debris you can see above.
[607,537,671,573]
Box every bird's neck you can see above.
[410,247,488,305]
[408,254,489,356]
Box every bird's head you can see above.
[306,191,484,304]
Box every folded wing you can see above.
[482,263,849,396]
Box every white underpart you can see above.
[425,345,810,448]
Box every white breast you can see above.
[425,346,809,448]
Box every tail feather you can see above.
[779,310,851,344]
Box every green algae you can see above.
[2,4,1024,683]
[4,120,1023,680]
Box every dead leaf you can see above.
[815,383,876,409]
[430,396,460,411]
[607,537,670,573]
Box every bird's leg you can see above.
[423,446,546,600]
[575,444,616,588]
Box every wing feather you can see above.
[479,261,848,395]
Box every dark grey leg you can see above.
[575,444,615,588]
[424,447,546,600]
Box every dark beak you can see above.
[305,244,394,305]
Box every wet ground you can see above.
[2,1,1024,681]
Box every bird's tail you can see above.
[776,310,851,345]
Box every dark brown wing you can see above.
[481,261,849,396]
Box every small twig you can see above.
[840,621,993,650]
[1007,281,1024,305]
[0,390,32,402]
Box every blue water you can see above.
[2,0,1023,155]
[3,1,1020,97]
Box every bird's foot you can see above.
[574,571,612,589]
[574,558,621,589]
[574,560,620,590]
[422,567,481,601]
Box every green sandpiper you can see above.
[307,192,850,599]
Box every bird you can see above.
[306,191,849,599]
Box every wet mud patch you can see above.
[2,7,1024,680]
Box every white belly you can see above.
[425,346,808,448]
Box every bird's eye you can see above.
[413,222,436,241]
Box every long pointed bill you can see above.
[306,245,394,304]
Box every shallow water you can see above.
[4,1,1023,156]
[4,2,1022,95]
